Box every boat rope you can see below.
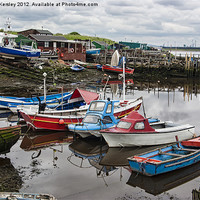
[141,96,146,118]
[188,129,197,137]
[102,75,111,99]
[24,112,38,135]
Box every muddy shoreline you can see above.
[1,60,200,96]
[0,60,200,96]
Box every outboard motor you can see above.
[36,96,46,113]
[39,102,46,112]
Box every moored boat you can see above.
[74,60,101,69]
[102,64,134,74]
[68,97,145,138]
[68,99,120,138]
[70,64,84,71]
[19,88,100,131]
[127,142,200,176]
[100,111,195,147]
[127,160,200,195]
[20,96,143,131]
[0,32,41,58]
[102,50,134,74]
[0,91,71,111]
[86,48,101,55]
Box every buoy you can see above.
[59,119,64,125]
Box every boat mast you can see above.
[43,72,47,103]
[123,57,126,101]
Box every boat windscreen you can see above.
[117,121,132,129]
[89,101,105,111]
[83,115,100,124]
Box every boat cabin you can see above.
[102,111,156,133]
[83,100,119,125]
[0,33,18,48]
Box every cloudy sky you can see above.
[0,0,200,47]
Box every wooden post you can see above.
[185,53,188,70]
[104,48,107,64]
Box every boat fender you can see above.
[56,48,60,54]
[59,119,65,125]
[4,38,9,46]
[70,48,74,53]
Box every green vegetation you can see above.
[55,32,116,45]
[2,30,18,35]
[1,29,116,45]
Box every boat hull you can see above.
[101,126,195,147]
[69,124,112,138]
[128,143,200,176]
[102,65,134,74]
[20,111,83,131]
[86,48,100,55]
[0,92,71,109]
[0,46,41,57]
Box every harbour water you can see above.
[170,49,200,58]
[1,81,200,200]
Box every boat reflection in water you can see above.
[20,131,73,166]
[68,138,118,182]
[68,138,165,185]
[127,160,200,196]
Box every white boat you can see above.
[0,32,41,58]
[100,111,196,147]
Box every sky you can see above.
[0,0,200,47]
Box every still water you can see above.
[1,83,200,200]
[170,49,200,58]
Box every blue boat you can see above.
[0,92,71,112]
[128,142,200,176]
[86,48,101,55]
[96,64,102,70]
[70,64,84,71]
[68,99,120,138]
[0,33,41,58]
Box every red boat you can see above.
[102,65,134,74]
[20,97,143,131]
[181,137,200,147]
